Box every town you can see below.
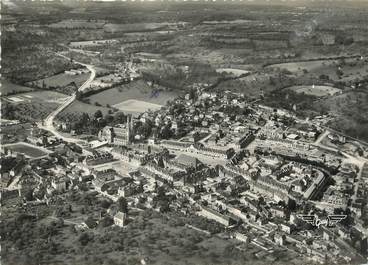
[1,1,368,265]
[2,84,368,264]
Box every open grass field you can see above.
[287,85,341,97]
[26,72,89,90]
[0,79,34,96]
[202,19,253,24]
[4,142,49,158]
[266,59,339,74]
[266,57,368,82]
[58,100,112,120]
[113,99,162,114]
[2,91,69,122]
[216,68,249,77]
[69,39,118,48]
[103,22,185,33]
[87,79,179,107]
[49,19,105,29]
[4,91,69,104]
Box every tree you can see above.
[94,110,103,120]
[78,232,91,246]
[113,112,126,124]
[100,199,112,209]
[23,189,34,201]
[117,197,128,214]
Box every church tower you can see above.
[126,114,132,145]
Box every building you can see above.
[173,154,203,170]
[83,152,114,166]
[114,211,127,227]
[99,115,133,146]
[199,206,236,227]
[303,172,327,200]
[51,177,67,192]
[234,232,250,243]
[237,132,256,149]
[274,233,286,246]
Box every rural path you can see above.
[37,53,96,143]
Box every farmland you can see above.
[48,19,106,29]
[113,99,162,115]
[265,56,368,83]
[86,80,179,107]
[287,85,341,97]
[266,59,341,74]
[3,142,50,158]
[1,91,68,122]
[26,72,89,90]
[57,100,112,122]
[0,80,34,96]
[103,22,187,33]
[69,39,119,48]
[216,68,249,77]
[4,91,69,105]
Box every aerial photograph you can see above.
[0,0,367,264]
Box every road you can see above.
[314,129,330,146]
[37,53,96,143]
[315,130,368,204]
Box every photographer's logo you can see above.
[298,215,347,228]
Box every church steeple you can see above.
[126,114,132,145]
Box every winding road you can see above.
[37,54,96,143]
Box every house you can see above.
[93,178,125,193]
[83,216,98,229]
[79,175,94,182]
[51,177,67,192]
[237,132,255,149]
[234,232,250,243]
[270,205,285,218]
[322,228,335,241]
[338,226,350,240]
[274,233,286,246]
[114,211,127,227]
[280,223,293,234]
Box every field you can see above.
[26,72,89,90]
[266,59,339,74]
[287,85,341,97]
[266,57,368,82]
[86,80,179,107]
[103,22,186,33]
[4,91,69,104]
[215,72,272,98]
[4,142,49,158]
[1,91,69,122]
[216,68,249,77]
[69,39,118,48]
[113,99,162,115]
[48,19,105,29]
[57,100,112,122]
[202,19,253,24]
[313,91,368,142]
[0,80,34,96]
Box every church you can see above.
[98,115,133,146]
